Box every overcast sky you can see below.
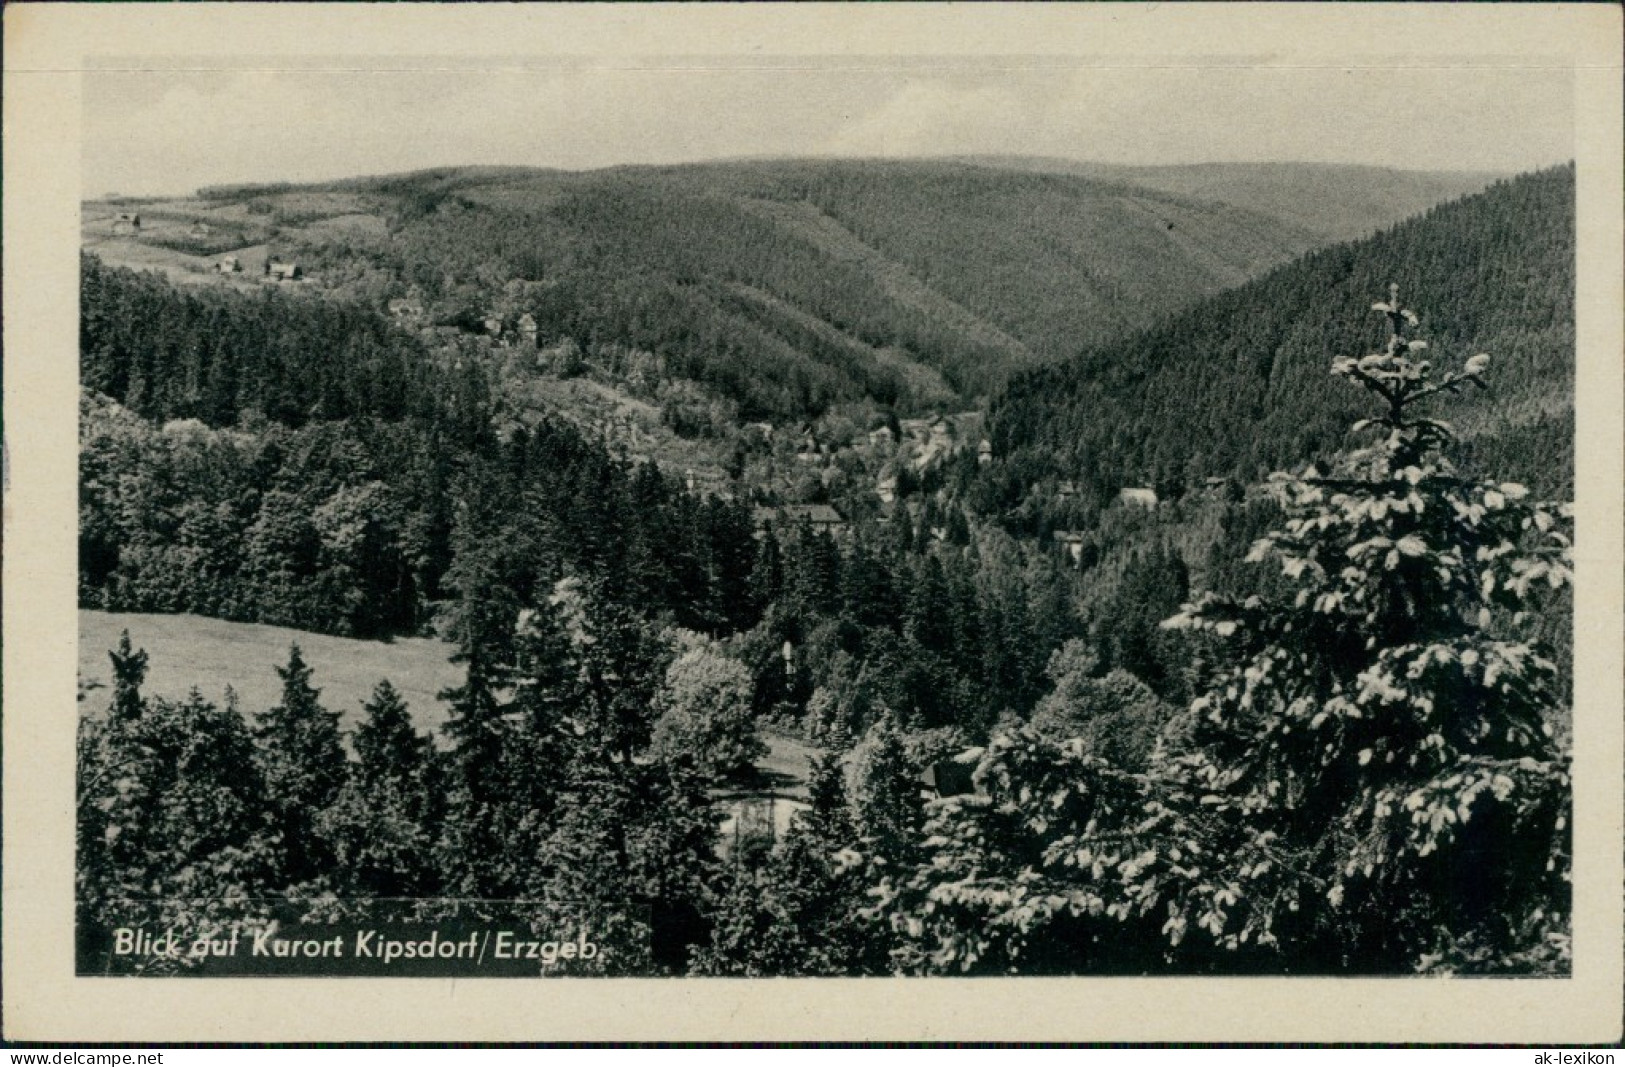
[83,59,1574,198]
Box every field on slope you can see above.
[78,610,825,800]
[79,610,463,734]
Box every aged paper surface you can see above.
[5,1,1621,1043]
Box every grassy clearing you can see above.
[79,610,462,736]
[78,611,819,798]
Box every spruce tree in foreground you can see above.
[254,644,347,886]
[108,630,149,725]
[321,681,443,898]
[880,285,1573,975]
[1151,284,1573,972]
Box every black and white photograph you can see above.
[5,1,1622,1045]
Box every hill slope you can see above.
[86,160,1349,419]
[953,158,1504,243]
[352,160,1334,407]
[977,163,1574,526]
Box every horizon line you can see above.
[87,152,1562,202]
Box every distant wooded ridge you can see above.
[99,157,1508,422]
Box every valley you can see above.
[75,155,1577,978]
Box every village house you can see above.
[189,221,213,238]
[160,418,211,441]
[111,212,141,235]
[875,470,900,505]
[265,260,302,282]
[1057,480,1081,500]
[922,759,977,799]
[1052,529,1089,564]
[899,418,932,444]
[778,503,846,535]
[699,483,736,502]
[868,425,896,449]
[927,416,955,449]
[1119,487,1159,509]
[217,255,241,274]
[684,469,734,501]
[978,438,994,466]
[387,297,424,319]
[793,425,824,464]
[516,313,539,347]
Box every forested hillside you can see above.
[99,160,1340,419]
[78,244,1114,975]
[79,252,1087,733]
[78,160,1575,979]
[955,158,1501,242]
[975,164,1574,533]
[80,255,761,641]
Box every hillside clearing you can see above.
[79,610,463,735]
[77,610,819,799]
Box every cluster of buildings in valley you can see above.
[718,406,1186,566]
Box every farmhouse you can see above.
[111,213,141,235]
[265,260,302,282]
[1119,487,1159,509]
[217,255,241,274]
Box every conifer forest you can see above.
[77,160,1575,977]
